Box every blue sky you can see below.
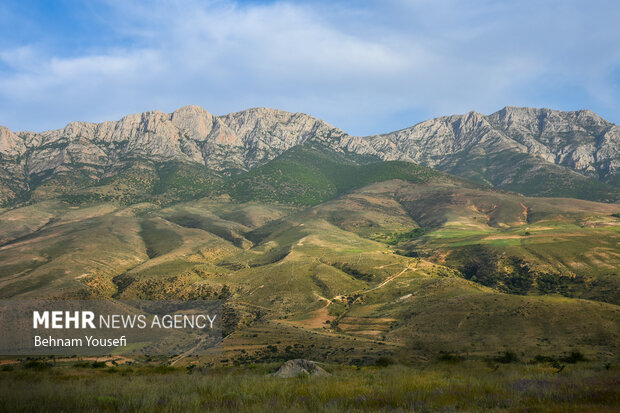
[0,0,618,135]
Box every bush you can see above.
[150,365,176,374]
[374,356,395,367]
[438,353,463,363]
[502,257,534,295]
[532,355,556,364]
[74,361,106,368]
[560,351,586,364]
[395,249,420,257]
[451,245,502,287]
[537,272,561,294]
[23,360,52,370]
[494,351,519,364]
[385,228,425,245]
[334,263,373,282]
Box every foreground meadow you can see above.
[0,360,617,412]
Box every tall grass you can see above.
[0,361,617,412]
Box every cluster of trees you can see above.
[450,245,584,296]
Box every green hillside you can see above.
[228,143,448,205]
[437,147,620,203]
[19,144,453,208]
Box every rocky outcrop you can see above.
[0,126,26,158]
[7,105,344,175]
[339,111,526,165]
[0,127,28,206]
[486,106,619,185]
[340,107,618,183]
[337,107,619,193]
[271,359,330,378]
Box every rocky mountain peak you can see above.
[485,106,618,182]
[220,107,345,151]
[0,126,26,158]
[170,105,225,142]
[489,106,612,134]
[453,110,489,136]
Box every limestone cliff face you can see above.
[340,111,525,165]
[15,105,343,175]
[338,107,619,189]
[0,127,28,206]
[0,105,617,206]
[486,107,619,184]
[0,126,26,158]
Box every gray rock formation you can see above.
[0,105,618,206]
[339,107,619,185]
[0,106,345,205]
[271,359,330,378]
[487,107,619,185]
[337,107,619,199]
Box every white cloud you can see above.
[0,0,618,134]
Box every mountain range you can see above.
[1,105,618,208]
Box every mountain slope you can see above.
[227,143,451,205]
[340,108,620,202]
[1,105,619,207]
[0,106,346,206]
[488,107,619,185]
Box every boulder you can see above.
[271,359,330,378]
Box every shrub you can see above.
[495,351,519,364]
[374,356,395,367]
[150,365,176,374]
[451,245,502,287]
[335,263,373,282]
[385,228,425,245]
[438,353,463,363]
[532,355,556,364]
[560,351,586,364]
[502,257,534,295]
[396,249,420,258]
[23,360,51,370]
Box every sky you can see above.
[0,0,618,136]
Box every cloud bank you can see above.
[0,0,618,135]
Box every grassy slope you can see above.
[437,146,620,203]
[371,181,620,303]
[226,142,451,205]
[30,160,224,207]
